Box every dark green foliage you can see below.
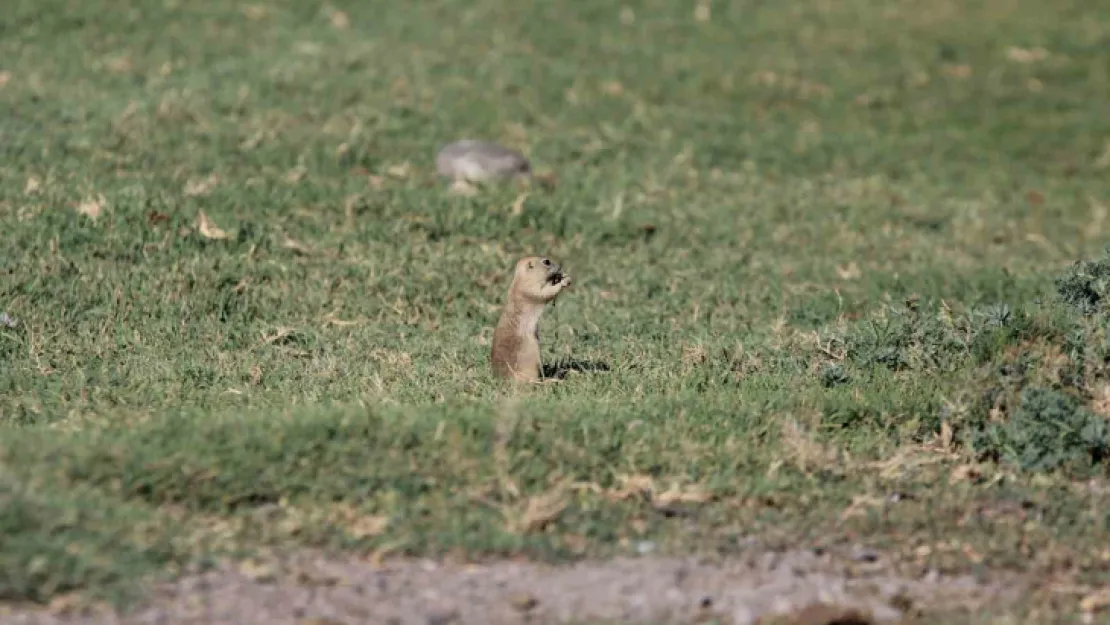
[1055,248,1110,316]
[972,388,1110,474]
[823,293,1110,467]
[819,363,850,388]
[842,302,1029,375]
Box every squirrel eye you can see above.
[542,259,551,266]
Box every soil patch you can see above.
[2,546,1027,625]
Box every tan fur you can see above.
[491,256,572,382]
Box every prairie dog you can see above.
[490,256,572,383]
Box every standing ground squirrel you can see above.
[490,256,572,383]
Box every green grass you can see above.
[3,0,1110,620]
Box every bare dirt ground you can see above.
[3,545,1026,625]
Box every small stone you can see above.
[889,591,914,613]
[786,603,875,625]
[851,546,881,563]
[294,568,342,587]
[636,540,657,554]
[435,139,532,184]
[425,607,460,625]
[737,535,760,550]
[730,606,755,625]
[239,559,278,583]
[0,312,16,328]
[508,592,539,612]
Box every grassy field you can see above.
[3,0,1110,621]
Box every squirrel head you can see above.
[512,256,571,304]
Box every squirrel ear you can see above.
[527,261,534,269]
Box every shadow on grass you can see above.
[542,358,611,380]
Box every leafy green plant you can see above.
[818,363,850,388]
[972,387,1109,474]
[842,302,1029,375]
[1055,247,1110,316]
